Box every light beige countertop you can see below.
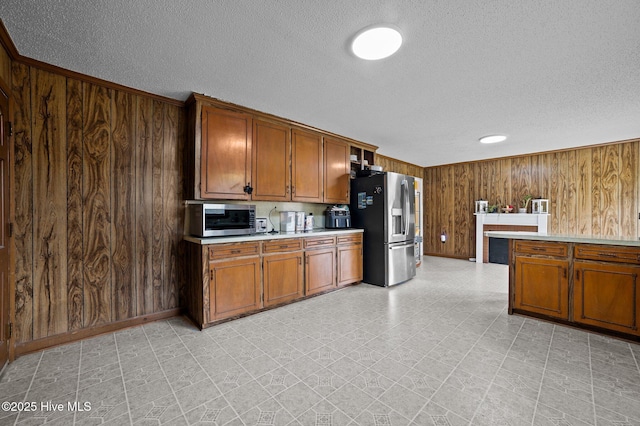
[484,231,640,247]
[184,228,363,245]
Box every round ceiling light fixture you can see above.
[351,25,403,60]
[479,135,507,144]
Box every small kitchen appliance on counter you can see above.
[324,206,351,229]
[279,211,297,232]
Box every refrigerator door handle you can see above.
[402,179,410,236]
[400,179,406,235]
[389,242,414,250]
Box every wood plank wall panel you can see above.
[152,101,165,312]
[375,154,423,178]
[31,68,68,339]
[82,83,112,327]
[11,62,33,343]
[111,90,135,321]
[576,149,592,235]
[162,104,182,310]
[10,63,185,345]
[620,142,637,238]
[135,97,153,315]
[453,163,472,257]
[424,139,640,259]
[66,78,83,331]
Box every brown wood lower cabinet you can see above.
[510,239,640,340]
[305,247,336,295]
[513,256,569,320]
[573,261,640,334]
[337,234,363,286]
[185,232,363,328]
[263,251,304,307]
[209,256,261,321]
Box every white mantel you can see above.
[475,213,549,263]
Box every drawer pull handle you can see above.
[231,250,241,254]
[280,245,289,249]
[598,252,617,258]
[530,247,546,251]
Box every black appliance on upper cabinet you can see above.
[350,171,416,286]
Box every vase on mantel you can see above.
[518,208,527,213]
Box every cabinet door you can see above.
[323,137,350,204]
[337,244,363,286]
[201,106,252,199]
[263,252,304,307]
[574,261,640,335]
[513,256,569,320]
[209,257,261,321]
[252,119,291,201]
[291,129,323,202]
[305,248,336,296]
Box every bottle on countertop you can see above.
[305,213,314,231]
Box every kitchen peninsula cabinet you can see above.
[262,239,304,307]
[489,232,640,341]
[337,234,363,286]
[513,241,569,320]
[184,230,363,329]
[291,128,323,202]
[573,244,640,335]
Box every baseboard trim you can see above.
[14,309,181,357]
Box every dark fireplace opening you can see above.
[488,238,509,265]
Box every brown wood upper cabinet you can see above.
[291,128,324,202]
[323,137,350,204]
[251,119,291,201]
[187,94,370,202]
[201,106,252,200]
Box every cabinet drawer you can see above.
[304,236,336,249]
[337,234,363,245]
[575,244,640,264]
[208,242,259,260]
[262,238,303,253]
[514,240,568,257]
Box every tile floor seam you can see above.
[141,324,189,425]
[588,338,640,425]
[113,331,134,426]
[530,324,556,426]
[468,315,526,424]
[405,296,506,425]
[13,349,43,425]
[71,335,84,425]
[173,319,261,424]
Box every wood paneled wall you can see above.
[424,140,640,258]
[375,154,423,178]
[11,62,185,344]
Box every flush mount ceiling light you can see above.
[479,135,507,144]
[351,25,403,60]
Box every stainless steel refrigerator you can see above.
[350,171,416,286]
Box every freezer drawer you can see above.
[386,241,416,286]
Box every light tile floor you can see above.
[1,256,640,425]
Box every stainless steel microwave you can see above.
[187,203,256,237]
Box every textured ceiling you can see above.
[1,0,639,166]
